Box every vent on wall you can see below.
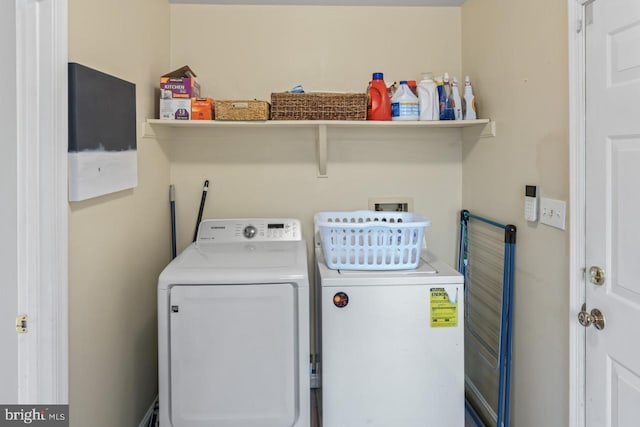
[368,197,413,212]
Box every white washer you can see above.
[316,247,464,427]
[158,218,310,427]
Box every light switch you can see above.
[539,197,566,230]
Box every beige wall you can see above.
[461,0,569,425]
[169,5,465,267]
[171,5,461,100]
[68,0,170,425]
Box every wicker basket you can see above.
[215,100,270,121]
[270,92,367,120]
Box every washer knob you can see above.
[243,225,257,239]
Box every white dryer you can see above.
[316,247,464,427]
[158,218,310,427]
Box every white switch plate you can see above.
[539,197,566,230]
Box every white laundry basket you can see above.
[315,210,431,270]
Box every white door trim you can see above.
[568,0,586,426]
[15,0,68,403]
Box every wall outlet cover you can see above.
[539,197,566,230]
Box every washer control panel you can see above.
[197,218,302,243]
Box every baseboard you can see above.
[138,395,158,427]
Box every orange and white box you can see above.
[191,98,214,120]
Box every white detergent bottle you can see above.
[417,73,439,121]
[451,77,463,120]
[463,75,477,120]
[391,80,419,121]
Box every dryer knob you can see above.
[243,225,257,239]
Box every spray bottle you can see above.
[451,77,463,120]
[439,72,455,120]
[463,75,477,120]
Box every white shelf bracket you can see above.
[479,120,496,138]
[317,124,328,178]
[461,119,496,140]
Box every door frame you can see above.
[568,0,589,426]
[15,0,68,403]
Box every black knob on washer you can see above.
[243,225,257,239]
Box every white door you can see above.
[585,0,640,425]
[0,0,68,403]
[0,0,19,402]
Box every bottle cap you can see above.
[372,72,384,80]
[408,80,417,86]
[399,80,408,85]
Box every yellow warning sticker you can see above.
[430,288,458,327]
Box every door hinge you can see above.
[585,1,594,26]
[16,314,28,333]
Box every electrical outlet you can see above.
[539,197,566,230]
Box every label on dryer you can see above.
[430,288,458,327]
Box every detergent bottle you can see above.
[417,72,439,121]
[367,72,391,121]
[391,81,419,121]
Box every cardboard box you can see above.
[160,98,190,120]
[191,98,214,120]
[160,65,200,99]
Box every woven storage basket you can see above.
[314,210,431,271]
[270,92,367,120]
[215,100,270,121]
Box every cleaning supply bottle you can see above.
[407,80,417,96]
[367,72,391,121]
[463,75,477,120]
[391,81,419,121]
[451,77,463,120]
[387,81,398,100]
[439,72,455,120]
[417,72,439,121]
[435,75,444,118]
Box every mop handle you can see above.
[193,180,209,242]
[170,185,177,259]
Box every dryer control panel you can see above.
[196,218,302,243]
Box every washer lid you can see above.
[316,249,463,286]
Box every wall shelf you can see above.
[143,118,495,177]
